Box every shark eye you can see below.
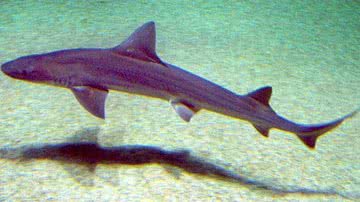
[21,65,35,74]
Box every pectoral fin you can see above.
[71,86,108,119]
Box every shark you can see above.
[1,21,357,149]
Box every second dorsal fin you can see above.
[247,86,272,106]
[112,21,164,65]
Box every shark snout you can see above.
[1,58,51,82]
[1,59,35,79]
[1,61,15,77]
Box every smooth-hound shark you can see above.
[1,22,357,149]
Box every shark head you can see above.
[1,55,52,83]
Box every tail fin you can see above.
[296,110,358,149]
[246,86,358,149]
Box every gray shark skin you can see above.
[1,21,358,149]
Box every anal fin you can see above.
[253,124,270,137]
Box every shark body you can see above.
[1,22,357,148]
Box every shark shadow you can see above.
[0,128,348,198]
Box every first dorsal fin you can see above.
[247,86,272,106]
[112,21,165,65]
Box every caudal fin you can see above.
[246,86,357,149]
[296,110,358,149]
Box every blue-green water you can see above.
[0,1,359,201]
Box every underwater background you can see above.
[0,0,359,201]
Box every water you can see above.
[0,1,359,201]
